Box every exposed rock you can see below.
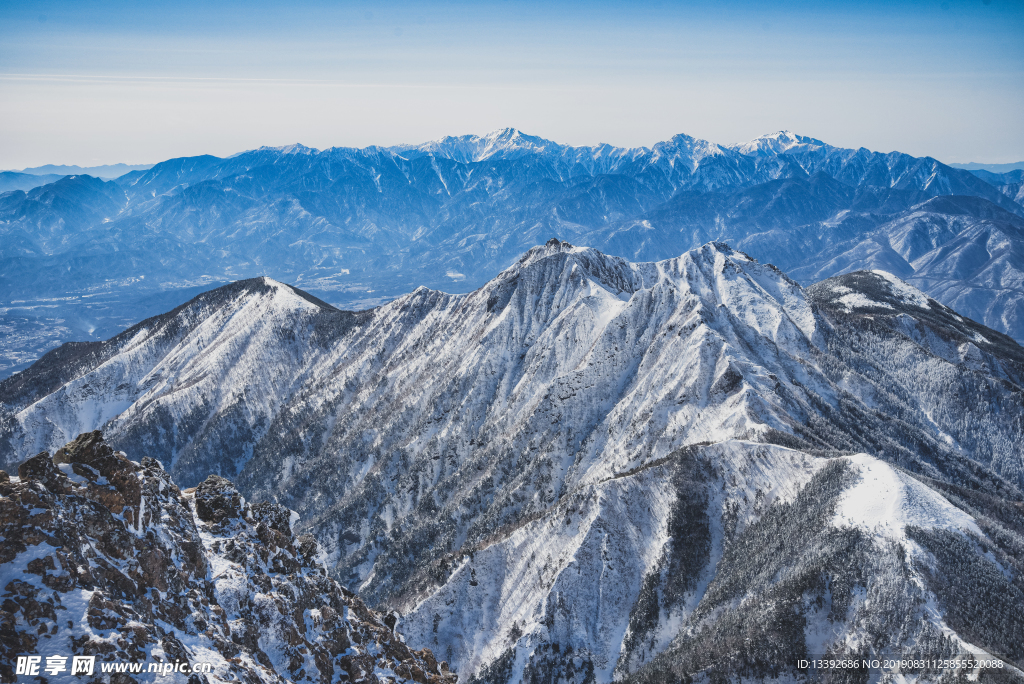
[0,433,456,684]
[52,430,142,517]
[193,474,244,524]
[17,451,69,494]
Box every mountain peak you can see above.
[648,134,729,170]
[486,126,525,141]
[511,237,595,270]
[729,130,829,156]
[258,143,319,155]
[475,128,559,158]
[390,128,563,163]
[659,132,723,150]
[6,239,1024,684]
[809,269,935,316]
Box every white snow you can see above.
[833,454,982,540]
[838,292,893,311]
[728,130,829,157]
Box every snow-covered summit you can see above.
[728,130,830,156]
[256,143,320,155]
[390,128,566,163]
[651,132,729,169]
[811,269,933,313]
[869,269,933,308]
[514,237,590,265]
[397,129,733,171]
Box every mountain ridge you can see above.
[3,127,1024,388]
[9,162,154,178]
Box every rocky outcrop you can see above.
[0,431,456,684]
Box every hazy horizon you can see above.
[2,0,1022,169]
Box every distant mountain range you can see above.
[2,129,1024,378]
[0,171,64,193]
[0,163,154,195]
[950,161,1024,173]
[3,241,1023,682]
[10,162,154,178]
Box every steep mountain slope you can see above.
[968,169,1024,207]
[586,172,918,265]
[733,132,1015,201]
[788,196,1024,341]
[0,431,456,684]
[2,242,1023,682]
[5,129,1024,380]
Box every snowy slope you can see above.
[3,277,333,480]
[3,243,1024,682]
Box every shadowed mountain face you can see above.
[2,242,1023,683]
[2,129,1023,378]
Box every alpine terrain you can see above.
[2,241,1023,683]
[4,129,1024,378]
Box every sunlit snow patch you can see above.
[837,291,893,312]
[834,454,981,541]
[871,269,932,309]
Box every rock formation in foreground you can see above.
[0,431,456,684]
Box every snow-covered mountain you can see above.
[4,128,1024,379]
[3,242,1023,682]
[391,128,578,164]
[726,130,830,157]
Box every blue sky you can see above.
[1,0,1022,168]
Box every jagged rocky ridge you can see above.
[0,431,457,684]
[2,242,1024,682]
[4,128,1024,379]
